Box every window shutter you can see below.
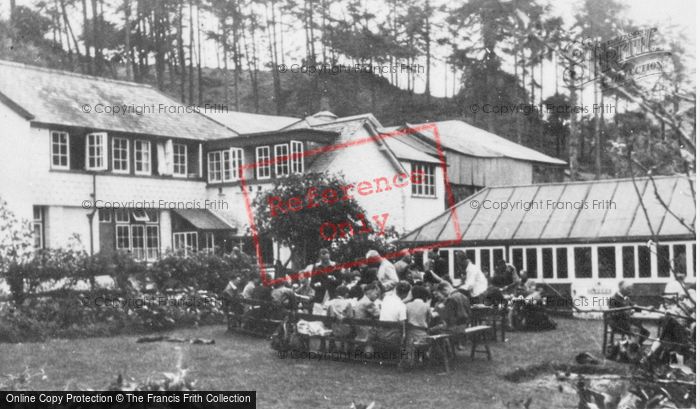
[156,142,167,175]
[164,139,174,175]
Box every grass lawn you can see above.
[0,317,625,408]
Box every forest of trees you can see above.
[0,0,695,180]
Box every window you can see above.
[131,209,149,223]
[256,146,271,179]
[85,132,107,170]
[173,143,188,177]
[51,131,69,169]
[291,140,304,174]
[411,163,436,197]
[526,248,538,277]
[622,246,635,278]
[112,137,129,173]
[597,246,616,278]
[493,249,504,265]
[657,244,670,277]
[208,151,222,182]
[115,209,130,223]
[134,140,151,175]
[173,232,198,253]
[574,247,592,278]
[638,245,651,277]
[204,232,215,252]
[465,249,476,264]
[32,206,43,249]
[131,225,145,260]
[274,144,290,177]
[98,209,111,223]
[116,225,130,250]
[511,248,524,271]
[480,249,490,275]
[231,148,244,180]
[146,226,159,260]
[542,248,554,279]
[673,244,687,276]
[556,248,568,279]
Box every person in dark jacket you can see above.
[608,280,650,342]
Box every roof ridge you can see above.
[0,59,155,89]
[483,174,695,190]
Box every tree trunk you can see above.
[177,0,186,102]
[423,0,431,102]
[123,0,133,81]
[568,61,579,180]
[188,0,195,105]
[91,0,101,75]
[82,0,92,74]
[196,2,203,105]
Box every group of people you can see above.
[606,273,696,366]
[224,247,556,356]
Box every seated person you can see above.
[519,286,557,331]
[295,277,316,303]
[405,285,432,363]
[642,290,696,366]
[374,281,412,349]
[353,283,382,343]
[433,282,471,332]
[458,258,488,303]
[271,277,296,310]
[325,286,355,339]
[241,278,256,300]
[608,280,650,344]
[223,276,244,312]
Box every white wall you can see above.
[0,101,34,223]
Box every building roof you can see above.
[399,175,696,245]
[404,120,567,166]
[383,135,443,164]
[205,111,299,134]
[173,209,236,230]
[0,60,236,141]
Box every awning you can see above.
[173,209,236,231]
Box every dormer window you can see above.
[85,132,108,170]
[173,143,188,177]
[50,131,69,169]
[291,141,304,174]
[255,146,271,179]
[274,144,290,177]
[209,148,244,183]
[134,140,151,175]
[112,137,130,173]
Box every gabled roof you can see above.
[399,175,696,244]
[404,120,566,166]
[205,111,299,134]
[383,136,443,164]
[0,60,236,141]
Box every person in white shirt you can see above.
[375,281,411,347]
[459,258,488,301]
[366,250,398,293]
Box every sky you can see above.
[1,0,696,100]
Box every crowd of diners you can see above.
[223,247,555,356]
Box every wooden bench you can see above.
[227,298,288,337]
[421,325,493,372]
[471,305,507,342]
[293,313,408,364]
[286,313,494,371]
